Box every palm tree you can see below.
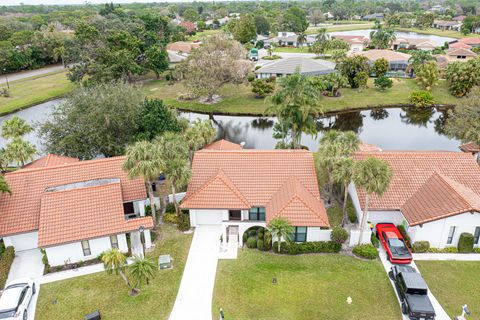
[1,116,33,139]
[184,119,216,165]
[53,46,66,67]
[156,132,191,216]
[123,141,163,227]
[315,27,328,42]
[297,32,307,48]
[0,175,12,196]
[129,255,156,288]
[101,249,135,294]
[332,157,355,226]
[266,73,324,149]
[408,50,434,70]
[370,21,396,49]
[4,138,36,167]
[268,217,294,253]
[353,157,392,245]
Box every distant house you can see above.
[459,142,480,163]
[254,57,336,79]
[445,47,478,61]
[449,37,480,49]
[331,35,368,53]
[391,38,437,51]
[349,150,480,249]
[432,20,462,32]
[452,15,467,22]
[166,41,201,65]
[0,156,154,267]
[362,13,384,21]
[265,32,315,47]
[350,49,412,76]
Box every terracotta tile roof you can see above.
[266,177,329,227]
[401,172,480,225]
[332,35,368,44]
[0,156,147,237]
[38,182,153,247]
[22,154,79,169]
[358,142,382,152]
[447,47,477,57]
[350,49,411,62]
[353,151,480,223]
[203,139,243,150]
[449,42,472,49]
[181,149,328,226]
[166,41,200,53]
[459,142,480,153]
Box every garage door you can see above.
[195,210,223,225]
[6,231,39,251]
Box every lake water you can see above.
[329,29,456,46]
[0,100,461,154]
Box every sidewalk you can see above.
[413,253,480,261]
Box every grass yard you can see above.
[416,261,480,318]
[36,225,193,320]
[273,47,311,53]
[307,22,374,34]
[394,27,480,39]
[187,29,222,41]
[213,250,400,320]
[144,78,458,116]
[327,203,344,227]
[0,71,74,115]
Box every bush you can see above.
[458,233,475,253]
[257,229,264,239]
[177,213,191,231]
[251,79,275,98]
[410,90,434,107]
[397,225,411,248]
[165,202,176,213]
[371,233,379,248]
[272,241,341,255]
[257,239,266,251]
[248,229,258,237]
[247,74,255,82]
[41,249,49,266]
[0,241,5,257]
[428,247,458,253]
[246,237,257,249]
[373,58,389,77]
[330,226,348,244]
[0,247,15,288]
[374,76,393,91]
[413,241,430,253]
[352,244,378,260]
[163,212,178,224]
[262,55,282,60]
[346,196,357,223]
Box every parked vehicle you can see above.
[0,278,36,320]
[376,223,412,264]
[390,265,436,320]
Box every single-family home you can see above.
[391,38,437,51]
[331,35,369,53]
[265,32,315,47]
[432,20,462,32]
[459,142,480,163]
[180,140,330,246]
[362,13,384,21]
[444,47,478,61]
[0,155,154,266]
[452,15,467,22]
[449,37,480,49]
[350,49,412,76]
[349,150,480,249]
[255,57,336,79]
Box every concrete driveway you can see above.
[169,225,222,320]
[378,246,451,320]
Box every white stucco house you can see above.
[0,155,154,267]
[349,149,480,249]
[180,140,331,246]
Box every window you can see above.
[447,226,457,244]
[81,240,91,256]
[249,207,265,221]
[110,235,119,249]
[474,227,480,245]
[291,227,307,242]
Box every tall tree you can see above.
[338,55,371,89]
[123,140,163,228]
[268,217,294,253]
[369,21,396,49]
[281,7,309,33]
[231,14,257,44]
[332,157,355,226]
[129,255,156,288]
[353,157,392,245]
[184,119,216,164]
[102,249,135,294]
[415,61,439,91]
[296,32,307,48]
[1,116,33,139]
[408,50,434,70]
[254,15,270,36]
[0,175,12,196]
[315,27,328,42]
[4,138,36,167]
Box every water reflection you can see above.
[400,107,435,127]
[370,109,389,121]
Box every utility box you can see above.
[84,310,101,320]
[159,254,173,270]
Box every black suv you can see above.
[389,265,436,320]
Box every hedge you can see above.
[165,202,176,213]
[272,241,341,255]
[458,233,475,253]
[163,212,177,224]
[412,241,430,253]
[0,247,15,288]
[371,233,380,248]
[427,247,458,253]
[246,237,257,249]
[352,244,378,260]
[257,239,267,251]
[177,213,191,231]
[397,225,411,248]
[346,196,357,223]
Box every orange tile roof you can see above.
[353,151,480,224]
[350,49,411,62]
[38,182,153,247]
[166,41,200,53]
[0,156,147,237]
[359,142,382,152]
[266,177,329,227]
[22,154,79,169]
[447,47,477,57]
[181,149,328,226]
[203,139,243,150]
[459,142,480,153]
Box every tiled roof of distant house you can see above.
[203,139,243,150]
[459,142,480,153]
[255,57,336,76]
[350,49,411,62]
[23,154,79,169]
[166,41,201,53]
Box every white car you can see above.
[0,278,36,320]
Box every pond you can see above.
[329,29,456,46]
[0,100,461,154]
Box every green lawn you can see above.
[394,27,480,39]
[327,203,344,227]
[213,250,400,320]
[416,261,480,318]
[36,225,193,320]
[0,71,74,115]
[273,47,311,53]
[144,78,459,116]
[187,29,222,41]
[307,22,374,34]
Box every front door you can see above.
[229,210,241,221]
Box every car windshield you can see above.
[388,238,405,247]
[0,309,16,319]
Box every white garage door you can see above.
[195,210,223,225]
[5,231,39,251]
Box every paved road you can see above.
[0,65,65,85]
[169,225,222,320]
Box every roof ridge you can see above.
[436,173,480,211]
[42,180,121,196]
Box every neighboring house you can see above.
[166,41,201,54]
[449,37,480,49]
[391,38,437,51]
[266,32,315,47]
[432,20,462,32]
[331,35,368,53]
[350,49,412,76]
[444,47,478,61]
[180,140,330,246]
[452,15,467,22]
[362,13,384,21]
[428,5,446,13]
[459,142,480,162]
[205,16,230,28]
[255,57,336,79]
[349,150,480,249]
[0,156,153,266]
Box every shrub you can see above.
[0,247,15,288]
[374,76,393,91]
[0,241,5,257]
[373,58,389,77]
[177,213,191,231]
[413,241,430,253]
[428,247,458,253]
[257,229,264,239]
[458,233,475,253]
[397,225,411,248]
[247,74,255,82]
[272,241,341,255]
[41,249,49,266]
[257,239,266,251]
[352,244,378,259]
[331,226,348,244]
[165,202,176,213]
[251,79,275,98]
[242,232,249,243]
[262,55,282,60]
[371,233,379,248]
[410,90,434,107]
[163,212,178,224]
[346,196,357,223]
[248,229,258,237]
[246,237,257,249]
